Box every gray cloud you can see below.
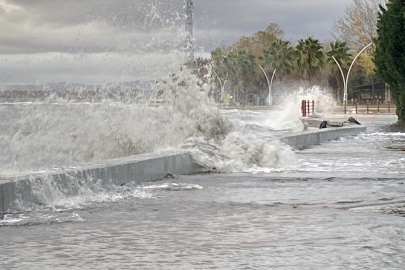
[1,0,353,53]
[0,52,187,84]
[1,0,184,54]
[0,0,353,83]
[194,0,354,44]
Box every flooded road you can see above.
[1,174,404,269]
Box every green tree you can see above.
[326,41,352,102]
[263,39,300,78]
[296,37,326,83]
[230,23,284,60]
[373,0,405,121]
[211,48,227,86]
[225,50,257,104]
[251,23,285,50]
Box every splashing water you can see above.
[0,0,338,178]
[256,86,337,132]
[0,0,341,212]
[0,1,345,226]
[297,86,337,115]
[0,69,231,174]
[0,80,346,217]
[189,85,338,173]
[0,78,344,177]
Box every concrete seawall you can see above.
[0,126,366,213]
[282,125,366,150]
[0,152,206,213]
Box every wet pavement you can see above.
[1,174,405,269]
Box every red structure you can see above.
[301,100,315,117]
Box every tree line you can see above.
[208,25,360,105]
[188,0,405,122]
[186,1,382,105]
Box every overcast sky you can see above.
[0,0,354,84]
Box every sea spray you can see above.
[184,85,337,173]
[12,172,153,212]
[297,86,337,115]
[0,81,342,214]
[261,86,337,131]
[183,133,297,173]
[1,79,341,178]
[0,69,232,175]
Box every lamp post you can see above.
[211,69,225,103]
[258,65,276,106]
[331,43,373,112]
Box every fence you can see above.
[301,100,315,117]
[344,99,392,114]
[302,99,393,116]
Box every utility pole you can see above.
[184,0,194,63]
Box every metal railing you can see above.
[345,99,392,114]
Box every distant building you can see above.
[351,82,391,104]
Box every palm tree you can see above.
[326,41,352,102]
[236,50,257,103]
[296,37,326,83]
[222,50,257,104]
[211,48,228,90]
[263,39,300,78]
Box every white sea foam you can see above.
[2,70,336,176]
[0,69,231,173]
[1,70,348,214]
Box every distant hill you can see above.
[0,80,156,101]
[0,80,155,92]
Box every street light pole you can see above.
[258,65,276,106]
[331,43,373,112]
[331,56,347,101]
[211,69,224,103]
[270,69,276,104]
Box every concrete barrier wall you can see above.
[281,126,366,150]
[0,152,206,213]
[0,126,366,213]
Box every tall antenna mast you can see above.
[184,0,194,63]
